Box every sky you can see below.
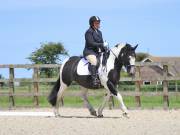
[0,0,180,78]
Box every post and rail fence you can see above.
[0,62,180,109]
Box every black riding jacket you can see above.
[83,27,104,57]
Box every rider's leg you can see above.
[86,55,99,87]
[86,55,97,66]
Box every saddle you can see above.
[77,50,109,76]
[77,56,100,76]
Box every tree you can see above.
[28,42,68,77]
[136,52,149,62]
[0,74,4,87]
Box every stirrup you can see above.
[92,77,100,87]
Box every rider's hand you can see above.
[100,45,108,52]
[103,41,109,47]
[104,46,108,52]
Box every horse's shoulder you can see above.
[107,69,120,84]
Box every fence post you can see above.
[135,66,141,107]
[175,81,178,100]
[163,65,169,109]
[175,81,178,92]
[9,67,15,108]
[33,68,39,106]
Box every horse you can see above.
[48,43,138,117]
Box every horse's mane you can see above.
[114,43,126,50]
[110,43,126,56]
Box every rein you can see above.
[109,48,118,59]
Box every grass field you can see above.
[0,84,180,109]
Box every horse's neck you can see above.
[100,45,124,72]
[108,47,123,72]
[110,43,125,56]
[115,60,123,72]
[105,51,119,73]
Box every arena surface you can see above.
[0,108,179,135]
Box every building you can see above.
[140,56,180,85]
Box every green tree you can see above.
[0,74,4,87]
[28,42,68,77]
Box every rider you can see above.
[83,16,108,87]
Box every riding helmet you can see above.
[89,16,101,26]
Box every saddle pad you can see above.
[77,58,91,75]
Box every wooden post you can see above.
[163,65,169,109]
[33,68,39,106]
[9,67,15,108]
[135,66,141,107]
[156,84,158,92]
[175,81,178,92]
[28,84,31,93]
[175,81,178,101]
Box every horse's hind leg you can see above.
[54,83,67,117]
[97,91,111,117]
[81,87,97,116]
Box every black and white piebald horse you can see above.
[48,43,138,117]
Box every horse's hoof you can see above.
[55,114,61,118]
[97,114,104,118]
[90,111,97,116]
[122,112,130,119]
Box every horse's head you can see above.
[115,43,138,76]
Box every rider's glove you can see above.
[100,45,108,52]
[103,41,109,47]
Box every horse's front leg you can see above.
[81,87,97,116]
[107,80,129,118]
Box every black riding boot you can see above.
[90,65,99,87]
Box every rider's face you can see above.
[93,21,100,29]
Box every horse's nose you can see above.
[129,66,135,76]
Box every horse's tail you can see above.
[48,77,60,106]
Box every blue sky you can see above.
[0,0,180,77]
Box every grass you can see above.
[141,96,163,108]
[169,95,180,108]
[0,95,180,109]
[0,84,180,109]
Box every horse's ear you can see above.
[115,44,119,47]
[133,44,138,50]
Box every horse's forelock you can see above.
[125,43,133,50]
[112,43,134,58]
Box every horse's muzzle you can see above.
[129,65,135,76]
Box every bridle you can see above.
[109,47,135,69]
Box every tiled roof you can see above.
[140,56,180,78]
